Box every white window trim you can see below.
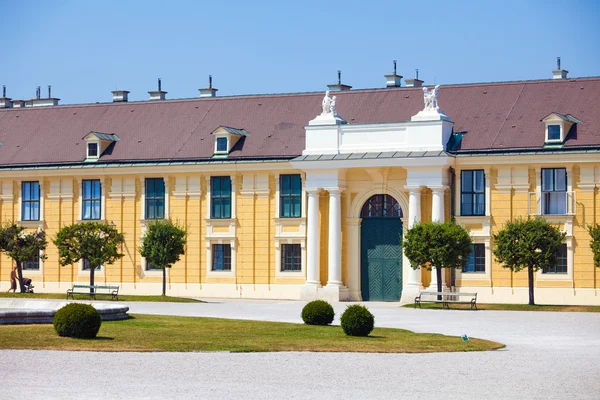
[18,179,44,225]
[214,136,229,155]
[141,176,169,222]
[275,238,306,278]
[537,235,574,282]
[78,258,104,277]
[455,238,491,281]
[21,249,44,277]
[206,239,236,277]
[86,140,101,160]
[456,168,489,217]
[545,123,564,143]
[77,177,107,221]
[206,175,236,220]
[275,172,306,219]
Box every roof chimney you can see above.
[111,90,130,102]
[405,69,424,88]
[199,75,218,98]
[384,60,403,88]
[327,70,352,91]
[552,57,568,80]
[149,78,167,100]
[0,85,12,108]
[26,85,60,107]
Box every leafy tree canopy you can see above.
[0,223,47,264]
[493,217,565,273]
[53,222,124,268]
[588,224,600,268]
[403,220,473,271]
[139,220,187,269]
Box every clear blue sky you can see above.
[2,0,599,104]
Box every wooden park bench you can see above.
[414,291,478,310]
[66,284,120,301]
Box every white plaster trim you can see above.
[205,238,237,278]
[275,238,306,278]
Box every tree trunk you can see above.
[162,267,166,296]
[90,264,95,296]
[16,261,25,293]
[528,265,535,305]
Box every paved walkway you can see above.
[1,298,599,399]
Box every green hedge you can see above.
[53,303,102,339]
[340,305,374,336]
[301,300,335,325]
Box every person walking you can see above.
[7,266,17,293]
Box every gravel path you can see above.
[1,299,599,399]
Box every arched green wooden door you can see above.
[360,195,403,302]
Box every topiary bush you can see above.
[340,305,374,336]
[53,303,102,339]
[301,300,335,325]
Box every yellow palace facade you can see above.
[0,69,599,304]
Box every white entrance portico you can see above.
[292,88,454,302]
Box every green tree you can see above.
[0,223,48,293]
[589,224,600,268]
[403,220,473,294]
[139,220,187,296]
[493,217,566,305]
[53,222,124,293]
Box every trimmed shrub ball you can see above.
[53,303,102,339]
[340,305,374,336]
[301,300,335,325]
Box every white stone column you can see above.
[305,189,321,287]
[326,189,343,287]
[406,187,422,289]
[429,186,446,290]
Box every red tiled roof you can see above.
[0,78,599,165]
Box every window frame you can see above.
[210,176,232,219]
[460,170,485,217]
[279,174,302,218]
[211,244,232,271]
[22,257,40,271]
[463,243,485,273]
[547,124,561,141]
[543,244,568,274]
[216,137,228,153]
[21,181,41,221]
[281,243,302,272]
[87,142,99,158]
[81,179,102,220]
[541,168,567,215]
[82,258,102,271]
[145,178,166,220]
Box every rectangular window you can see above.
[82,259,102,271]
[145,178,165,220]
[211,176,232,219]
[212,244,231,271]
[216,137,228,152]
[22,181,40,221]
[463,244,485,273]
[88,143,99,157]
[460,170,485,216]
[23,257,40,271]
[279,174,302,218]
[544,244,568,274]
[541,168,567,215]
[547,125,561,141]
[82,179,101,220]
[146,262,161,271]
[281,244,302,272]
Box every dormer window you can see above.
[216,137,228,153]
[82,131,120,162]
[211,126,249,157]
[87,143,98,158]
[547,125,561,141]
[542,113,580,145]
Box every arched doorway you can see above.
[360,194,403,301]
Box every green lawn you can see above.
[404,302,600,312]
[0,314,504,353]
[0,292,202,303]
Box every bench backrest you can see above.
[419,291,477,297]
[72,284,119,290]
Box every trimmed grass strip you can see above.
[0,314,504,353]
[404,302,600,312]
[0,292,201,303]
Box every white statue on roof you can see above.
[321,90,333,115]
[423,85,440,111]
[330,96,338,117]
